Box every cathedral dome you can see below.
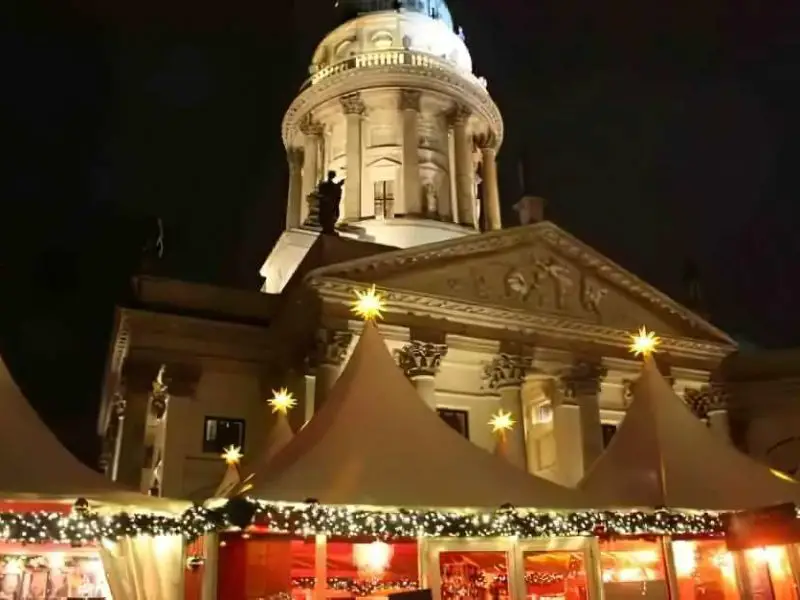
[335,0,455,30]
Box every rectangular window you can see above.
[601,423,618,449]
[373,180,395,219]
[203,417,246,454]
[531,402,553,425]
[437,408,469,440]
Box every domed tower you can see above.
[261,0,503,292]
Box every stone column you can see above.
[285,147,304,229]
[314,329,353,413]
[556,360,607,486]
[476,133,501,230]
[300,115,323,224]
[449,104,475,227]
[400,90,422,216]
[483,354,531,471]
[109,394,127,481]
[341,93,365,221]
[395,341,448,409]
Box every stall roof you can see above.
[579,355,800,510]
[246,322,587,509]
[0,357,186,513]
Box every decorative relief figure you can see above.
[471,268,489,299]
[534,257,574,308]
[394,341,448,379]
[505,268,533,301]
[580,276,607,314]
[483,354,532,390]
[149,365,170,420]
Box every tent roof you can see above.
[0,356,186,513]
[579,356,800,511]
[246,322,586,509]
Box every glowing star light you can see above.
[489,409,515,434]
[351,285,385,321]
[221,445,243,466]
[629,326,661,358]
[268,388,297,415]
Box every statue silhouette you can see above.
[317,171,344,235]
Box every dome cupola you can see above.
[334,0,455,30]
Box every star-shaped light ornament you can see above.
[268,388,297,415]
[351,285,386,322]
[629,326,661,358]
[489,409,516,434]
[221,445,243,466]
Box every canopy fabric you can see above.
[579,356,800,510]
[0,356,186,513]
[246,322,586,509]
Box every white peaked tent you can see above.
[579,355,800,511]
[0,356,185,513]
[245,322,587,509]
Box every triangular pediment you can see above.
[307,222,735,350]
[365,156,402,168]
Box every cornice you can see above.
[307,276,733,362]
[282,66,503,148]
[305,221,737,351]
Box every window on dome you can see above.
[202,417,245,454]
[374,180,395,219]
[437,408,469,440]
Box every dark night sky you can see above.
[3,0,800,466]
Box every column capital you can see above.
[299,114,324,136]
[287,147,304,169]
[684,385,728,419]
[340,92,366,115]
[474,131,498,152]
[399,89,422,112]
[394,341,448,379]
[447,104,472,127]
[483,354,532,390]
[316,329,353,367]
[558,360,607,400]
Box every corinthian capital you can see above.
[474,131,497,151]
[316,329,353,367]
[299,114,324,136]
[483,354,532,390]
[559,360,607,400]
[447,104,472,127]
[684,385,728,420]
[340,92,366,115]
[394,341,448,379]
[286,147,304,169]
[399,89,422,112]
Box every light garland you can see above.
[292,577,419,596]
[219,499,726,539]
[0,504,214,545]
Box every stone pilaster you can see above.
[483,354,531,470]
[400,89,422,216]
[340,93,365,221]
[448,104,475,227]
[555,360,607,486]
[313,329,353,412]
[300,114,324,224]
[286,147,304,229]
[475,132,501,231]
[394,341,448,409]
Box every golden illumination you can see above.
[489,409,515,433]
[770,468,797,483]
[268,387,297,415]
[351,285,385,321]
[354,541,394,576]
[629,326,661,358]
[221,445,243,466]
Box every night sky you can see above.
[4,0,800,466]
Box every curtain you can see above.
[100,535,185,600]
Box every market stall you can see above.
[0,355,195,600]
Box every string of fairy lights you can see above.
[0,290,787,545]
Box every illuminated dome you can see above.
[335,0,455,30]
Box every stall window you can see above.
[599,538,667,599]
[672,540,740,600]
[203,417,245,454]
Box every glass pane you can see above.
[439,550,510,600]
[599,539,667,599]
[324,541,418,596]
[523,550,588,600]
[672,540,739,600]
[744,547,798,600]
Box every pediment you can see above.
[307,222,735,350]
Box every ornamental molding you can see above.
[282,66,503,148]
[483,354,532,390]
[307,276,732,362]
[303,221,735,356]
[394,341,448,378]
